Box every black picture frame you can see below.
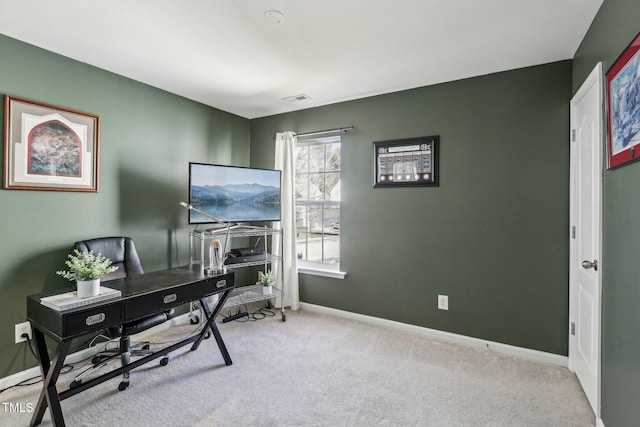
[373,135,439,188]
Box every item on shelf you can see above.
[209,239,224,272]
[188,225,286,321]
[224,253,268,265]
[230,247,265,257]
[257,270,274,295]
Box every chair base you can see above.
[70,338,169,391]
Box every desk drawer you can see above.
[65,303,122,337]
[123,281,203,320]
[204,274,234,296]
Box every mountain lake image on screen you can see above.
[188,162,281,224]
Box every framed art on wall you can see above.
[373,135,439,188]
[606,32,640,169]
[3,95,99,191]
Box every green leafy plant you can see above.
[257,270,274,287]
[56,249,119,281]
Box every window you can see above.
[295,135,343,276]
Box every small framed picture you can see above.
[3,95,100,191]
[606,32,640,169]
[373,135,439,188]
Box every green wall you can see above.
[251,61,572,355]
[573,0,640,425]
[0,14,597,402]
[0,35,250,378]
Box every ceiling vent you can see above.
[282,94,311,103]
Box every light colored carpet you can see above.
[1,308,594,426]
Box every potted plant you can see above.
[56,249,119,298]
[257,270,274,295]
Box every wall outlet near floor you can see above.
[15,321,32,343]
[438,295,449,310]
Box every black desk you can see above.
[26,267,235,427]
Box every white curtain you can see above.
[273,131,299,310]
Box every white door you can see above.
[569,62,603,416]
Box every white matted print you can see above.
[3,96,99,191]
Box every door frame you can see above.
[569,61,603,418]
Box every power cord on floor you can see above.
[223,305,275,322]
[0,334,73,395]
[3,321,219,396]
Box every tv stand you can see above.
[205,223,237,233]
[188,225,285,321]
[204,224,275,233]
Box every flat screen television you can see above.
[188,162,281,224]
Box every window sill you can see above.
[297,264,347,279]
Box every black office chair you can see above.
[69,237,174,391]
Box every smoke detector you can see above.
[264,10,285,24]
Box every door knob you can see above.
[581,260,598,271]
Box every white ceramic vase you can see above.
[77,279,100,298]
[262,285,273,295]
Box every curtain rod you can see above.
[296,126,354,138]
[273,126,354,140]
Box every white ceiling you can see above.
[0,0,602,119]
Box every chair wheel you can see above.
[91,356,102,364]
[204,331,211,339]
[118,381,129,391]
[282,313,286,322]
[190,316,200,324]
[160,356,169,366]
[69,379,82,389]
[142,344,150,350]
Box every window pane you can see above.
[306,205,323,234]
[295,173,309,200]
[299,205,323,263]
[296,146,309,174]
[324,206,340,235]
[296,227,308,262]
[295,205,309,261]
[308,173,325,201]
[323,206,340,263]
[308,145,325,172]
[325,143,341,172]
[296,242,308,261]
[295,205,308,234]
[324,171,340,201]
[323,234,340,264]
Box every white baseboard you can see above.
[596,418,605,427]
[300,302,568,367]
[0,312,195,392]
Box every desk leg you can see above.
[30,328,71,427]
[192,290,232,365]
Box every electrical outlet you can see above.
[438,295,449,310]
[15,321,32,344]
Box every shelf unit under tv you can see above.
[188,225,285,322]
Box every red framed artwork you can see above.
[606,32,640,169]
[3,96,99,191]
